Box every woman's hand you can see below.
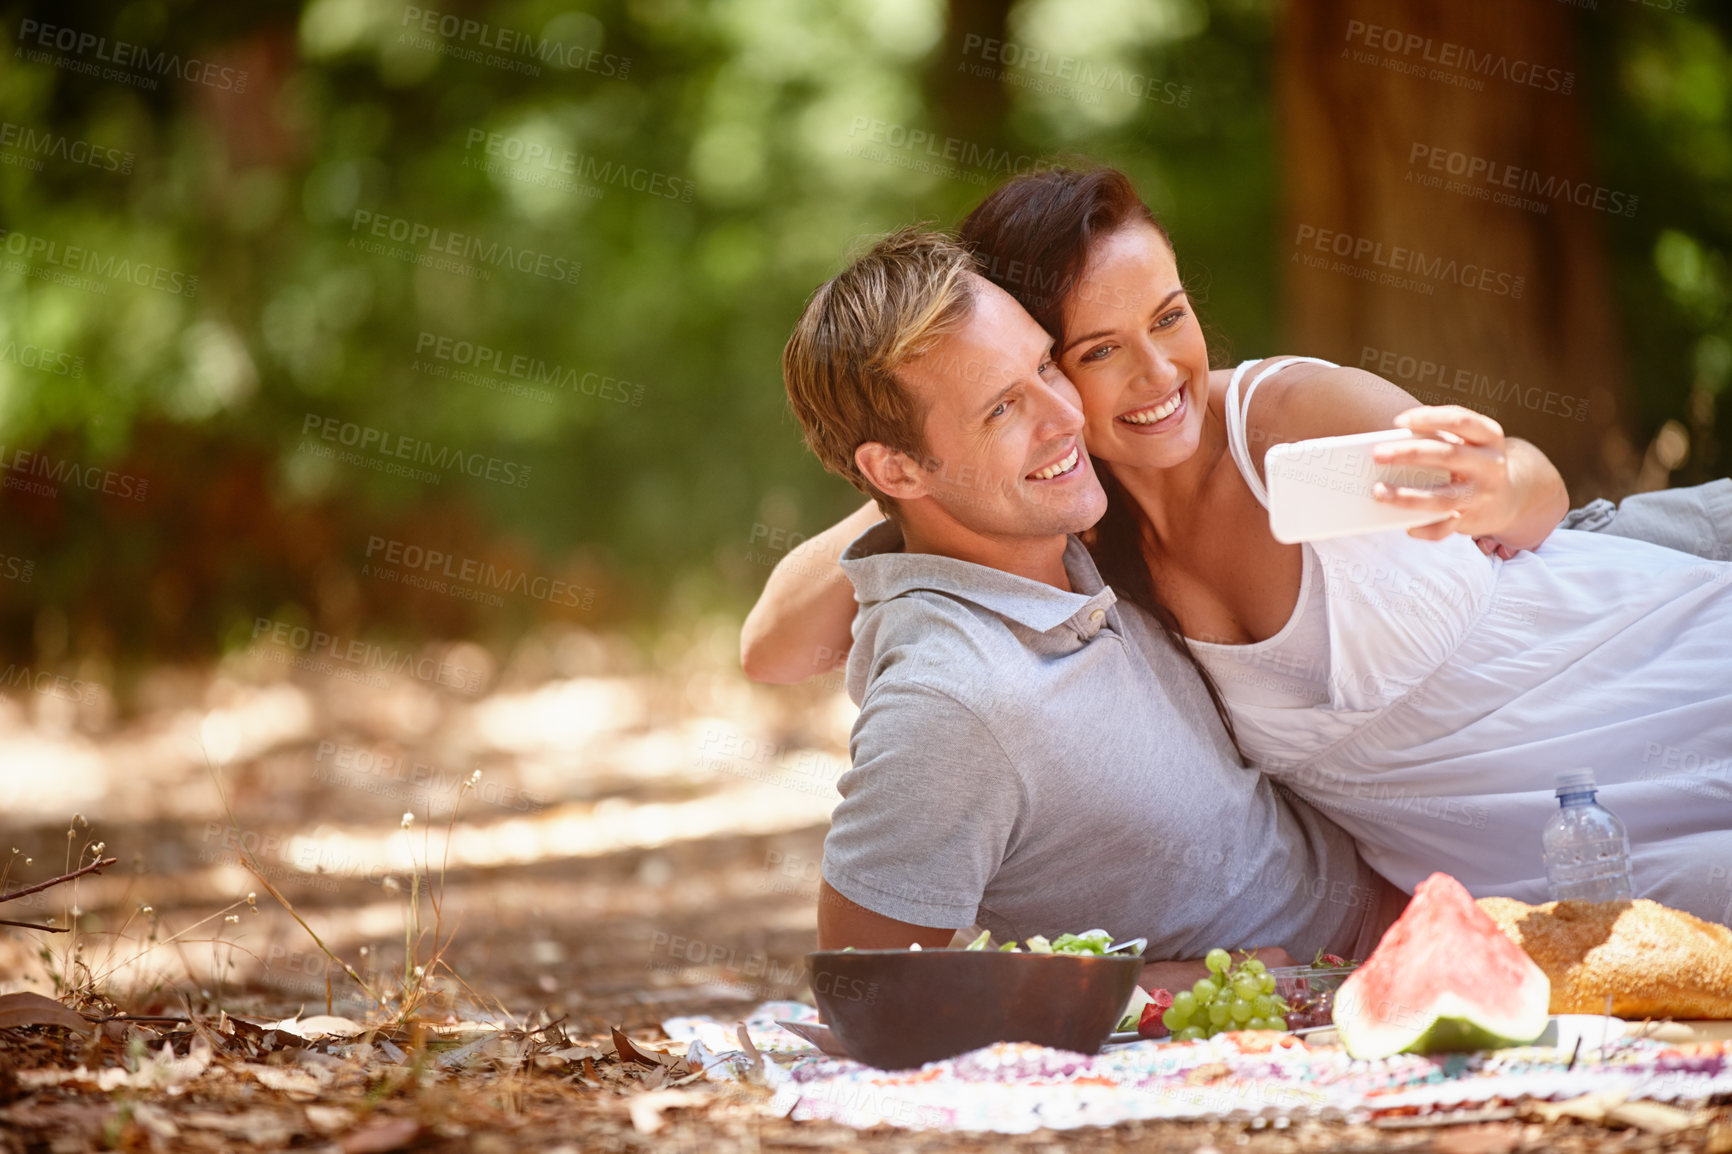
[1371,406,1568,552]
[1370,406,1513,539]
[739,500,882,683]
[1246,365,1571,554]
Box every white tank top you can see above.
[1173,356,1732,927]
[1188,358,1335,710]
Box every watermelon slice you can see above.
[1335,873,1550,1060]
[1137,993,1173,1039]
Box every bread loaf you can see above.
[1477,896,1732,1019]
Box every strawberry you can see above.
[1137,988,1174,1039]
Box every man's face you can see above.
[890,276,1107,542]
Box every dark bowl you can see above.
[806,949,1144,1070]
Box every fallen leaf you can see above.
[248,1065,325,1099]
[733,1024,763,1081]
[130,1103,180,1140]
[612,1026,683,1068]
[295,1048,344,1072]
[340,1116,420,1153]
[0,1100,113,1134]
[178,1108,298,1145]
[125,1039,213,1093]
[433,1033,500,1070]
[305,1105,355,1135]
[628,1089,704,1135]
[0,991,88,1031]
[23,1041,216,1093]
[543,1045,603,1063]
[179,1111,252,1133]
[267,1014,367,1040]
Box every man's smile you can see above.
[1027,441,1082,481]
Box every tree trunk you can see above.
[1278,1,1634,496]
[932,0,1014,147]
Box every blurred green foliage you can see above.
[0,0,1726,672]
[1583,2,1732,483]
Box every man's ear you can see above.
[856,442,926,500]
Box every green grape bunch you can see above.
[1160,949,1290,1042]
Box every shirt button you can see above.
[1089,609,1105,622]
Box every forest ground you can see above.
[0,624,1725,1152]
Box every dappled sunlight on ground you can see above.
[0,623,852,1033]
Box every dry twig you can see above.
[0,856,118,905]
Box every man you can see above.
[777,228,1402,987]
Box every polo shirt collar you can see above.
[840,519,1118,635]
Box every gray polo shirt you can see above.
[822,521,1378,962]
[1560,479,1732,562]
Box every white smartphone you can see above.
[1264,428,1453,545]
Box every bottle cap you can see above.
[1555,768,1597,793]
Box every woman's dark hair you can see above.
[958,166,1245,763]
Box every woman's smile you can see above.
[1057,221,1213,472]
[1117,387,1187,430]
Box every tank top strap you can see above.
[1224,356,1340,508]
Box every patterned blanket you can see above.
[662,1002,1732,1133]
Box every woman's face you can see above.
[1057,221,1212,473]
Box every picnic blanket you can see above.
[661,1002,1732,1133]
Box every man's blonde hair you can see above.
[782,227,981,513]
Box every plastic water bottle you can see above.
[1542,769,1634,902]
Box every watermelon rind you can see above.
[1334,873,1552,1061]
[1335,983,1550,1060]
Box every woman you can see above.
[744,167,1732,923]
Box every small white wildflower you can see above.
[140,904,153,915]
[225,914,239,923]
[401,812,414,829]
